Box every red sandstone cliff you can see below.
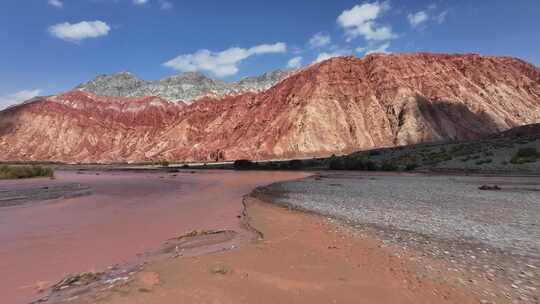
[1,53,539,163]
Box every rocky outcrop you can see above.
[76,70,290,103]
[1,53,539,163]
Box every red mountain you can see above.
[1,53,539,163]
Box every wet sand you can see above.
[0,170,306,304]
[62,197,479,304]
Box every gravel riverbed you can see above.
[256,172,540,303]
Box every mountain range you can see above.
[0,53,539,163]
[76,70,291,103]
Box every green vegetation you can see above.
[233,159,313,170]
[460,154,481,162]
[158,160,170,167]
[404,163,419,171]
[380,162,399,171]
[449,143,482,157]
[0,165,54,179]
[286,159,303,170]
[233,159,258,170]
[329,156,378,171]
[421,148,452,165]
[368,150,381,156]
[510,148,539,164]
[475,159,493,165]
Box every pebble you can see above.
[262,173,540,304]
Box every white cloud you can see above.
[309,32,331,48]
[356,46,367,53]
[337,1,395,42]
[287,56,303,69]
[365,42,391,55]
[163,43,287,77]
[408,6,448,28]
[407,11,429,27]
[49,21,111,42]
[313,52,343,64]
[159,0,172,10]
[48,0,63,8]
[435,10,448,24]
[133,0,149,5]
[0,89,42,110]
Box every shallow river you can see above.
[0,170,306,304]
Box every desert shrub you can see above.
[285,159,304,170]
[510,148,539,164]
[0,165,54,179]
[329,157,345,170]
[328,157,378,171]
[425,150,452,163]
[515,147,538,158]
[475,159,493,165]
[365,161,378,171]
[256,161,278,170]
[450,143,482,157]
[233,159,258,170]
[344,157,366,170]
[405,163,418,171]
[380,162,399,171]
[461,154,482,162]
[368,150,381,156]
[159,160,170,167]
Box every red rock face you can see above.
[1,53,539,163]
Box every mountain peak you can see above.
[161,71,214,83]
[76,69,291,103]
[113,71,137,77]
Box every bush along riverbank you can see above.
[0,165,54,179]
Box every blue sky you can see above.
[0,0,539,108]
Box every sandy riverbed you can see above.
[0,170,306,304]
[48,197,483,304]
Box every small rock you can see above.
[210,265,230,275]
[478,185,501,191]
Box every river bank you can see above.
[47,195,481,304]
[255,172,540,303]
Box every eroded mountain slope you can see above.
[1,53,539,163]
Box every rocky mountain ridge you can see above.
[76,70,291,103]
[1,53,539,163]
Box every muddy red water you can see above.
[0,170,306,304]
